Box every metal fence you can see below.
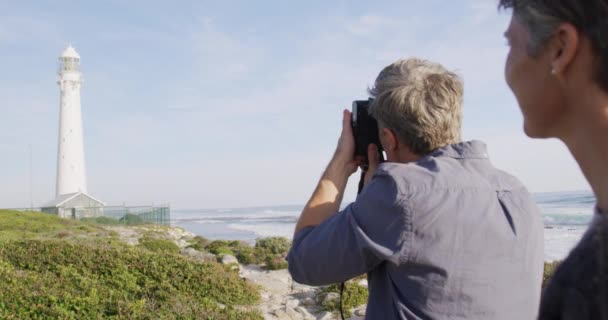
[6,205,171,226]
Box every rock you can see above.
[273,309,290,319]
[179,247,216,262]
[318,292,339,306]
[317,311,335,320]
[240,266,292,296]
[301,297,316,306]
[221,254,239,265]
[295,306,316,320]
[260,291,272,300]
[285,306,301,319]
[286,298,300,309]
[354,307,366,316]
[174,239,190,248]
[292,281,316,292]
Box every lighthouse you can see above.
[40,45,104,218]
[56,45,87,197]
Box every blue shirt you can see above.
[288,141,544,319]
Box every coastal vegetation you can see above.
[0,210,261,319]
[201,237,291,270]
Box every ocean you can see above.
[172,191,596,262]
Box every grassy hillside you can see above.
[0,210,261,319]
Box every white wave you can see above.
[543,226,587,261]
[540,207,594,216]
[227,223,294,239]
[174,209,300,221]
[192,219,223,225]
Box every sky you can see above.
[0,0,591,209]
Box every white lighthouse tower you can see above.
[56,45,87,197]
[41,45,104,218]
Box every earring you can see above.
[551,68,557,75]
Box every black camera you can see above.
[352,99,384,167]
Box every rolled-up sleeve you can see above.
[287,173,411,286]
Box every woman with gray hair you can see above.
[500,0,608,319]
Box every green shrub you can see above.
[264,254,288,270]
[206,240,232,254]
[188,235,209,251]
[254,237,291,270]
[207,240,267,265]
[215,246,235,257]
[320,281,368,318]
[206,239,288,267]
[0,240,261,319]
[255,237,291,256]
[138,237,180,254]
[236,245,257,265]
[543,261,561,288]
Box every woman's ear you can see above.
[551,23,579,75]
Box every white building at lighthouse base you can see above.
[41,192,105,218]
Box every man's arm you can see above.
[293,159,352,235]
[294,110,358,235]
[294,110,380,235]
[288,172,407,286]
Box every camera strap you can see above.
[357,168,366,194]
[338,169,368,320]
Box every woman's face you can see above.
[504,15,565,138]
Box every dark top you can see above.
[288,141,545,319]
[539,208,608,320]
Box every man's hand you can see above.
[363,144,381,187]
[329,110,358,176]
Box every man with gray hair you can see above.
[288,58,544,319]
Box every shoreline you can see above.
[173,218,588,263]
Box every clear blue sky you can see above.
[0,0,590,209]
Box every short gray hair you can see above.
[368,58,463,155]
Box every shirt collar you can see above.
[427,140,489,159]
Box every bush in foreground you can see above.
[138,236,180,254]
[0,240,261,319]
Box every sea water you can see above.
[172,191,596,262]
